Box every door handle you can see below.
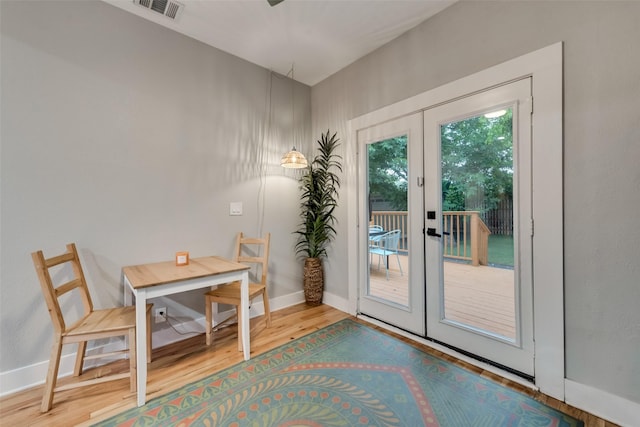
[426,228,441,238]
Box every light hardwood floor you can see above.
[0,303,617,426]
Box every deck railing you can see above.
[371,211,409,252]
[371,210,491,266]
[442,211,490,266]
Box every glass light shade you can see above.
[281,147,308,169]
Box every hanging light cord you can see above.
[257,69,275,238]
[288,64,295,150]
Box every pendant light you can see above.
[281,65,308,169]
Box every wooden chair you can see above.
[205,232,271,351]
[32,243,152,412]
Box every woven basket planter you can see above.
[303,257,324,306]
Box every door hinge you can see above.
[530,218,534,236]
[417,177,424,187]
[528,96,534,114]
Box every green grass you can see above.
[487,234,514,267]
[444,234,514,267]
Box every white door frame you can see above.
[357,113,425,336]
[347,42,564,400]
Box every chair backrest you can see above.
[380,230,401,251]
[369,225,383,232]
[32,243,93,335]
[233,232,270,287]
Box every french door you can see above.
[424,78,534,376]
[359,78,534,377]
[357,113,424,335]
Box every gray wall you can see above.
[312,1,640,405]
[2,0,639,409]
[1,1,310,374]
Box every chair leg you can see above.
[395,253,404,276]
[128,327,137,393]
[73,340,87,377]
[383,254,390,280]
[205,296,213,346]
[262,290,272,328]
[41,337,63,413]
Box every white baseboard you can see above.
[151,290,308,347]
[7,290,639,427]
[321,291,349,313]
[0,290,309,397]
[565,379,640,427]
[0,340,128,397]
[153,291,349,348]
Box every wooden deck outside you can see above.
[369,253,515,339]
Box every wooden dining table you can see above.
[122,256,250,406]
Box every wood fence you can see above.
[467,197,513,235]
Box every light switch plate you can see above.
[229,202,243,216]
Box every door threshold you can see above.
[357,314,538,392]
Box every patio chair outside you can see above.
[368,229,403,280]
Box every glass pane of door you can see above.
[440,108,516,340]
[367,136,409,307]
[358,112,424,336]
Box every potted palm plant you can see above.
[295,130,342,306]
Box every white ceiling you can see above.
[105,0,456,86]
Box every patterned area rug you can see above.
[93,319,582,426]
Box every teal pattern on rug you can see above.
[93,319,583,426]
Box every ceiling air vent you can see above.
[133,0,184,20]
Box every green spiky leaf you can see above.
[295,130,342,259]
